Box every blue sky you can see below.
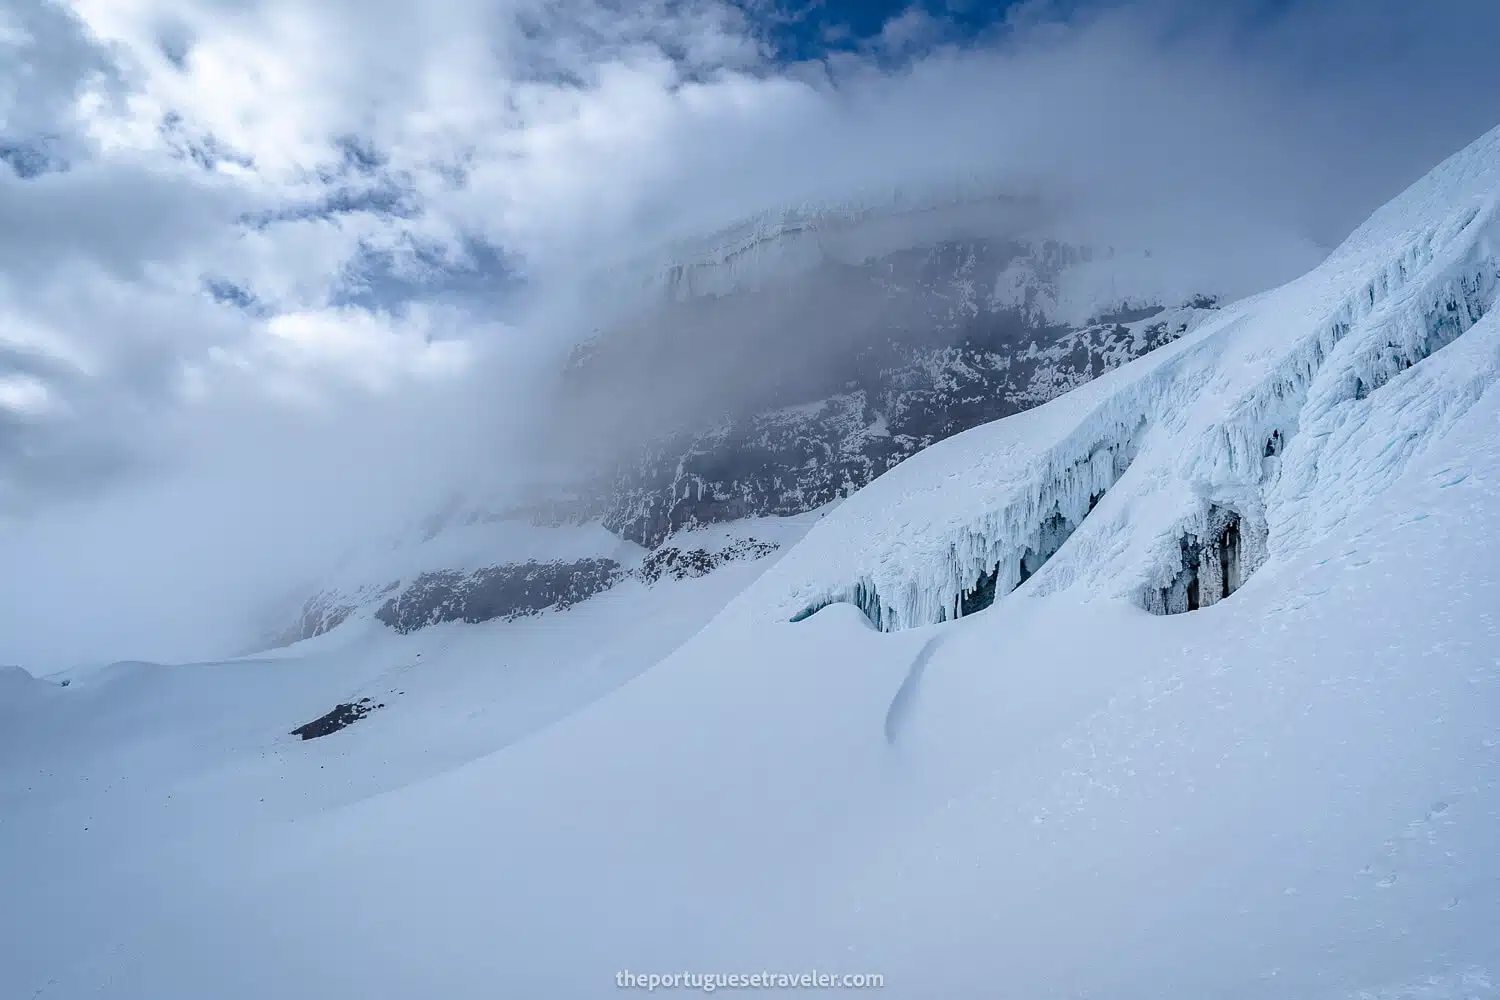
[748,0,1299,63]
[748,0,1025,61]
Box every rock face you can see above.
[274,583,398,646]
[375,559,625,635]
[558,239,1217,547]
[291,698,382,740]
[638,539,780,584]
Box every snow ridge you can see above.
[743,125,1500,632]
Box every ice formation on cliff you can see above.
[750,125,1500,632]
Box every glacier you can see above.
[755,124,1500,634]
[2,127,1500,999]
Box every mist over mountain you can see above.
[6,0,1500,667]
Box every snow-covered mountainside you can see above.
[546,193,1318,557]
[274,233,1228,643]
[6,125,1500,999]
[747,130,1500,632]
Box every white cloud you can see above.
[0,373,53,414]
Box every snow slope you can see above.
[0,552,795,999]
[3,128,1500,999]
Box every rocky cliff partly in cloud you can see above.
[269,200,1233,643]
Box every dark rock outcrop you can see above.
[291,697,382,740]
[638,538,779,584]
[375,558,624,634]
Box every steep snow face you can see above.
[748,125,1500,632]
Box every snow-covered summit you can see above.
[582,180,1323,325]
[615,187,1044,301]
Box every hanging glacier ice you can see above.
[738,124,1500,633]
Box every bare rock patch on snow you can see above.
[290,697,383,740]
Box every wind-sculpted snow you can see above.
[781,388,1153,631]
[746,124,1500,631]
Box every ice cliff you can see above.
[746,124,1500,632]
